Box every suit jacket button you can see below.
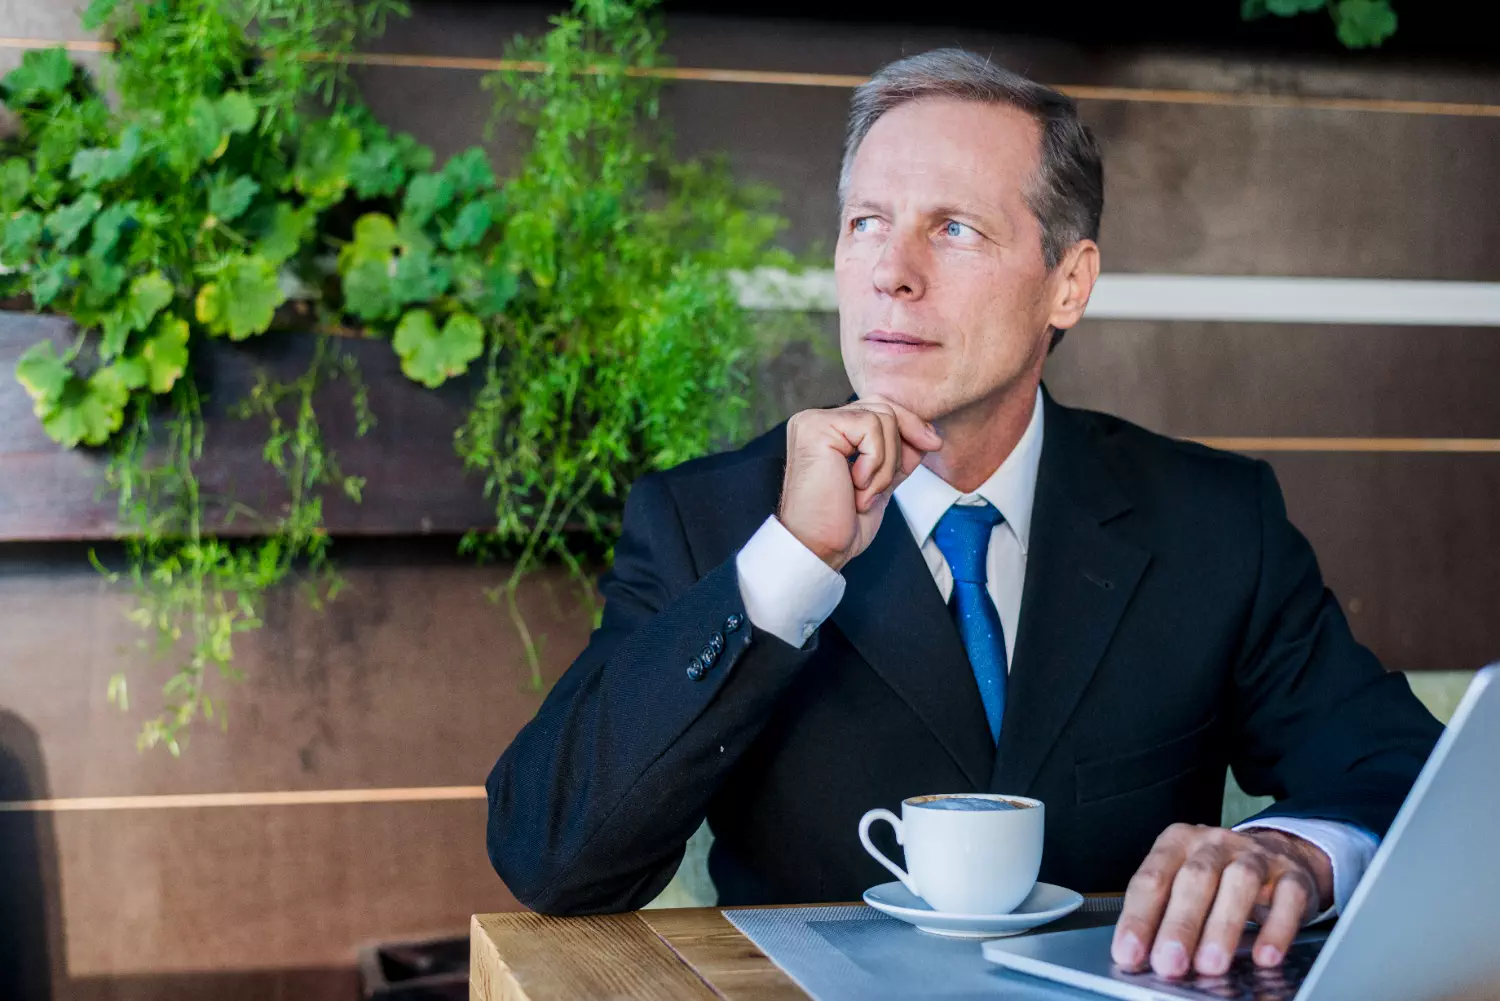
[708,631,725,654]
[700,646,717,664]
[724,613,744,633]
[686,660,705,681]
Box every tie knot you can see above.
[932,501,1004,585]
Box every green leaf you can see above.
[1333,0,1397,47]
[137,314,190,393]
[348,138,408,200]
[81,0,121,31]
[391,246,452,303]
[442,147,497,198]
[1,210,43,263]
[442,200,494,250]
[456,260,519,316]
[79,257,128,310]
[88,201,136,260]
[217,91,257,135]
[207,173,260,223]
[0,158,32,212]
[291,120,361,206]
[39,364,131,447]
[400,172,455,228]
[392,309,484,388]
[183,95,229,164]
[101,270,172,359]
[29,256,74,307]
[1,48,74,104]
[251,202,314,264]
[125,270,174,330]
[195,254,285,340]
[1265,0,1325,13]
[45,193,103,250]
[337,213,402,321]
[70,126,144,188]
[15,340,71,404]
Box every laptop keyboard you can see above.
[1116,938,1323,1001]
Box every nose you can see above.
[871,230,927,301]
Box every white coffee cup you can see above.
[858,793,1044,915]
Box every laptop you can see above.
[983,664,1500,1001]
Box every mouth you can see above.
[863,329,938,354]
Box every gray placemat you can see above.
[723,902,1118,1001]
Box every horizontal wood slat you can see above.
[0,785,486,812]
[4,36,1500,118]
[0,313,494,541]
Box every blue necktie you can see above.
[932,502,1007,743]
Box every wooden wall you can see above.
[2,2,1498,998]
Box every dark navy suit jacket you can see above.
[485,389,1442,914]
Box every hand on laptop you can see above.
[1110,823,1334,979]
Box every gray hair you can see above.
[839,50,1104,349]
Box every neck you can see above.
[923,378,1040,493]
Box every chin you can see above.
[851,372,950,424]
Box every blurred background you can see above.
[1,0,1495,997]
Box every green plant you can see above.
[1241,0,1398,48]
[5,0,797,743]
[2,0,404,752]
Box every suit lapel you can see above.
[992,392,1152,794]
[832,510,996,789]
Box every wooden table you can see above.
[470,906,816,1000]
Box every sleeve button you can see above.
[686,660,706,681]
[708,631,725,654]
[724,613,744,633]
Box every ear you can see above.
[1046,239,1100,332]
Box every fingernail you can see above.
[1256,945,1283,967]
[1113,932,1144,967]
[1196,943,1228,975]
[1153,940,1188,978]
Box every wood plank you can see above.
[0,313,494,541]
[641,908,806,1001]
[470,911,718,1001]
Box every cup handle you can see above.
[858,808,919,897]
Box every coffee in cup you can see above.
[858,793,1043,915]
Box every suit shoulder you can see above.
[1064,404,1266,501]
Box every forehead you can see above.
[847,97,1041,209]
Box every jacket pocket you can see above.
[1075,715,1220,805]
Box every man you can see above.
[486,49,1442,980]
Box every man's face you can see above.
[836,97,1061,424]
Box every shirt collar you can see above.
[893,386,1044,555]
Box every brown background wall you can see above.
[2,1,1498,998]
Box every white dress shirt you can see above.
[735,387,1376,918]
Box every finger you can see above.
[855,408,903,512]
[1252,871,1314,968]
[826,411,886,492]
[1112,826,1192,971]
[859,394,942,451]
[1193,851,1268,975]
[1150,840,1228,978]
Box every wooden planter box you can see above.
[0,311,495,542]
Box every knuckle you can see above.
[1179,856,1219,883]
[1129,869,1166,895]
[1225,856,1268,886]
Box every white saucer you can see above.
[862,881,1084,939]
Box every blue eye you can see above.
[945,220,969,238]
[854,217,870,232]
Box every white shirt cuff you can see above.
[1235,817,1379,924]
[735,515,846,648]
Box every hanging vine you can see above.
[3,0,796,745]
